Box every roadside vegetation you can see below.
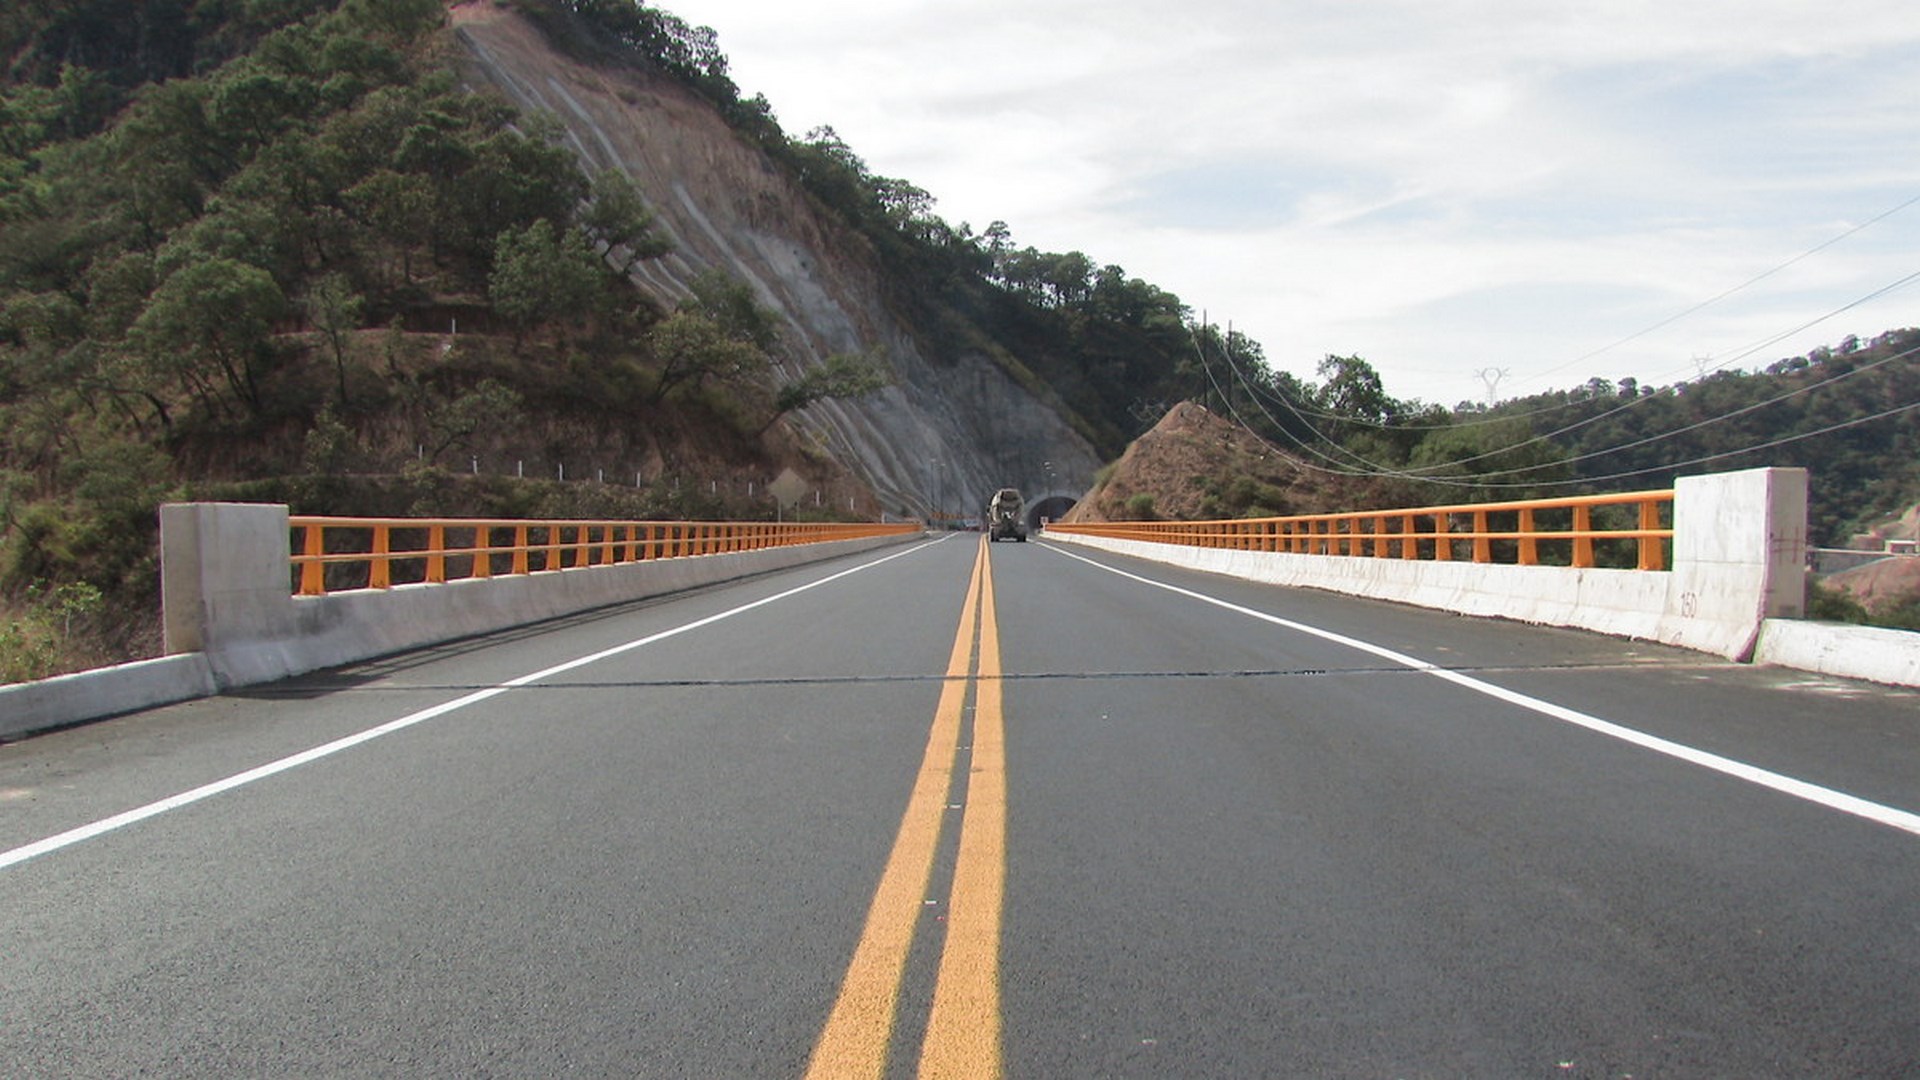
[0,0,887,679]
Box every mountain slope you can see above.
[450,3,1100,518]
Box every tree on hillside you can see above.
[440,111,589,266]
[644,309,764,404]
[788,125,871,225]
[1406,417,1572,501]
[1315,354,1397,425]
[305,272,364,405]
[338,0,444,40]
[683,267,777,349]
[762,349,892,433]
[871,175,935,236]
[580,167,671,273]
[645,269,777,403]
[488,218,606,337]
[131,256,284,419]
[342,167,436,281]
[423,378,522,462]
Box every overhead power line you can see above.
[1518,190,1920,389]
[1268,190,1920,435]
[1193,320,1920,493]
[1215,265,1920,483]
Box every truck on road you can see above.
[987,488,1027,542]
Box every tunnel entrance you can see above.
[1028,494,1077,532]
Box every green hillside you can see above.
[1177,334,1920,546]
[0,0,1219,677]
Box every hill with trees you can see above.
[0,0,1229,678]
[1162,330,1920,547]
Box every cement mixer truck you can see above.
[987,488,1027,542]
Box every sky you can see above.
[665,0,1920,408]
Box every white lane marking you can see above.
[1044,542,1920,839]
[0,538,952,872]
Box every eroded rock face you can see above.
[1062,401,1327,524]
[451,6,1099,517]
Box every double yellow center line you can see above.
[806,536,1007,1079]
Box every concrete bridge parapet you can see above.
[156,505,920,690]
[1048,467,1808,662]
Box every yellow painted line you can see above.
[919,537,1006,1078]
[805,539,988,1079]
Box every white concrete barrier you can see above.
[1050,467,1809,661]
[1754,619,1920,687]
[0,653,219,741]
[3,507,917,740]
[160,503,920,689]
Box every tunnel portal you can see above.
[1028,494,1077,533]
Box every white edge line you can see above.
[0,537,951,872]
[1043,542,1920,839]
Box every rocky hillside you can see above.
[450,3,1100,518]
[1064,402,1353,523]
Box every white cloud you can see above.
[667,0,1920,405]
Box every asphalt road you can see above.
[4,534,1919,1078]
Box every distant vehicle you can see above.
[987,488,1027,542]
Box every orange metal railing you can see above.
[290,516,920,596]
[1045,489,1674,571]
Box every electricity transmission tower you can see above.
[1475,367,1510,408]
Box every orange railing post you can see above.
[1572,504,1594,569]
[1640,498,1666,571]
[369,525,391,589]
[299,522,326,596]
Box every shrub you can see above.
[0,580,105,684]
[1805,579,1868,624]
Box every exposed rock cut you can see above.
[1062,401,1334,523]
[450,4,1100,518]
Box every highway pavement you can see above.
[3,533,1918,1077]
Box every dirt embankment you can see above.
[1823,556,1920,606]
[1823,502,1920,607]
[1062,402,1344,523]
